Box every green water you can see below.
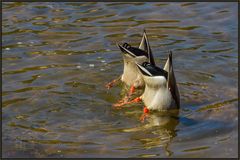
[2,2,238,158]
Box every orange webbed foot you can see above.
[129,85,135,95]
[113,97,142,109]
[105,82,113,89]
[132,97,142,103]
[105,77,121,89]
[139,106,150,123]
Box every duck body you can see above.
[141,75,176,111]
[121,53,147,88]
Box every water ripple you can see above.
[2,2,238,158]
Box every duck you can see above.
[135,51,180,121]
[105,30,155,96]
[114,51,180,121]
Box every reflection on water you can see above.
[122,111,179,157]
[2,2,238,158]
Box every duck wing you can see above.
[117,43,147,58]
[136,62,168,78]
[139,30,155,65]
[164,51,180,108]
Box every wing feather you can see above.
[139,30,155,65]
[167,51,180,108]
[117,43,136,57]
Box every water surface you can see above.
[2,2,238,158]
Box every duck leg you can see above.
[113,97,142,109]
[129,85,135,95]
[113,85,136,108]
[139,106,150,122]
[105,76,121,89]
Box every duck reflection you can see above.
[123,110,179,157]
